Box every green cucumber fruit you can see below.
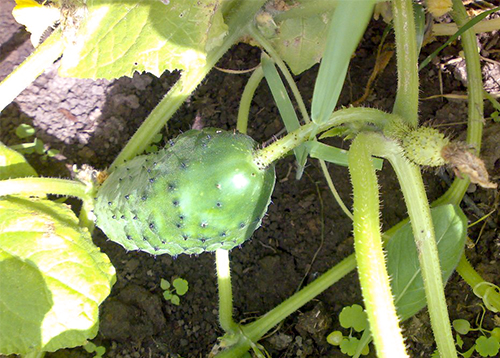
[94,128,276,256]
[402,126,449,167]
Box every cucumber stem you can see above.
[370,134,458,358]
[348,132,408,358]
[253,107,395,169]
[0,28,64,114]
[433,0,485,207]
[216,249,238,334]
[250,22,354,219]
[391,0,419,127]
[237,66,264,134]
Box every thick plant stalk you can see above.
[216,249,238,333]
[434,0,486,207]
[0,28,64,113]
[254,107,395,168]
[237,66,264,133]
[391,0,419,127]
[372,136,457,358]
[348,133,408,358]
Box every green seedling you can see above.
[83,341,106,358]
[11,123,60,160]
[445,306,500,358]
[161,278,188,306]
[144,132,163,154]
[326,304,370,356]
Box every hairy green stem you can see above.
[215,255,356,358]
[237,66,264,133]
[0,28,64,114]
[254,107,395,169]
[391,0,419,127]
[348,133,408,358]
[372,136,457,358]
[216,249,238,334]
[110,0,268,169]
[434,0,486,207]
[0,177,89,201]
[453,0,491,145]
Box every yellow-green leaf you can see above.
[59,0,228,79]
[0,197,116,355]
[0,141,37,180]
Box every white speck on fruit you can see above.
[232,173,249,189]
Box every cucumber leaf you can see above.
[0,197,116,355]
[59,0,227,79]
[0,141,37,180]
[387,204,467,320]
[269,12,332,75]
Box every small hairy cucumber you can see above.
[94,128,276,256]
[402,126,449,167]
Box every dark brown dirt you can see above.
[1,1,499,357]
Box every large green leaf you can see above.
[0,141,37,180]
[59,0,228,79]
[0,197,116,355]
[386,204,467,320]
[269,11,332,75]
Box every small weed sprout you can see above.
[11,124,59,159]
[144,132,163,153]
[326,304,370,356]
[445,305,500,358]
[83,341,106,358]
[161,277,188,305]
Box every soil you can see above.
[1,1,500,358]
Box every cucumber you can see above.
[94,128,276,256]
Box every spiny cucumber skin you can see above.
[94,128,275,256]
[402,126,449,167]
